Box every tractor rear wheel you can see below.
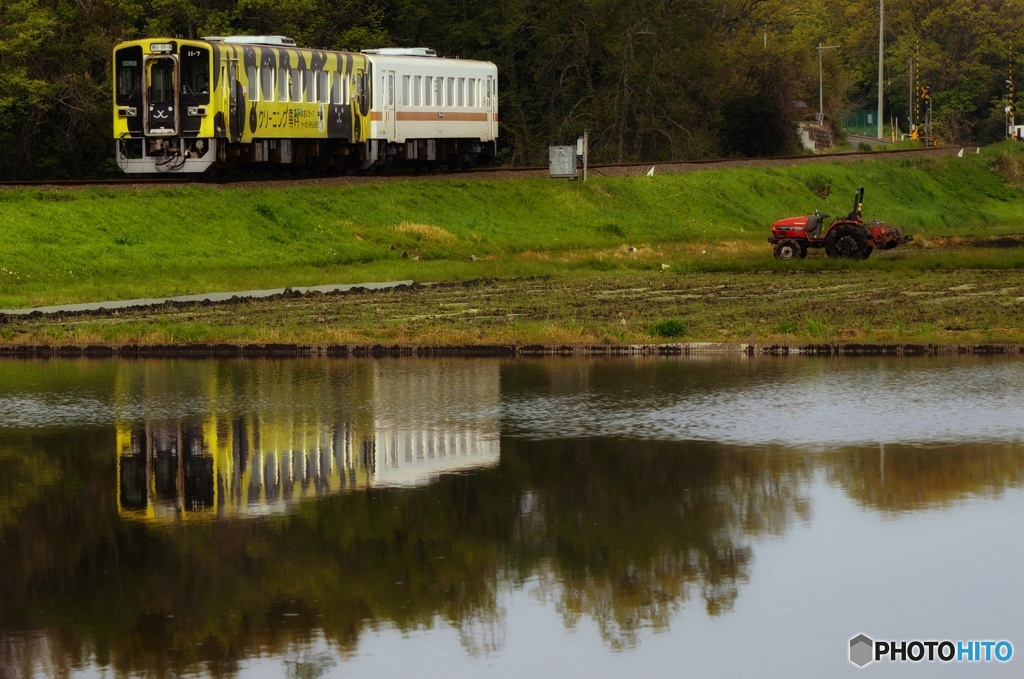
[825,224,870,259]
[773,238,805,261]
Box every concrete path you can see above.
[0,280,416,316]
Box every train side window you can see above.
[278,67,288,101]
[435,77,444,107]
[468,78,476,107]
[331,72,342,104]
[115,46,142,101]
[413,76,422,106]
[304,70,315,102]
[181,46,210,94]
[457,78,465,107]
[446,77,454,107]
[290,69,301,102]
[424,77,432,106]
[319,71,329,103]
[262,67,274,101]
[247,66,258,101]
[402,76,410,105]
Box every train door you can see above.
[486,75,497,141]
[144,55,179,136]
[228,56,243,142]
[383,69,396,141]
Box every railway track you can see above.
[0,145,959,189]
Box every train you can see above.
[112,36,498,173]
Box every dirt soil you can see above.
[2,268,1022,350]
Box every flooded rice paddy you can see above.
[1,356,1022,678]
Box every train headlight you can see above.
[187,106,207,116]
[150,43,173,53]
[118,106,137,117]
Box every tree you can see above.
[0,0,59,177]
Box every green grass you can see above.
[2,143,1024,310]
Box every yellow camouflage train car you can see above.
[112,36,498,173]
[114,35,370,172]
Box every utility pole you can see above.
[913,39,922,141]
[878,0,885,140]
[817,43,840,126]
[908,57,913,132]
[1010,46,1016,138]
[928,93,932,143]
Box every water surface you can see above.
[1,357,1022,678]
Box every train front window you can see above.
[181,47,209,94]
[115,47,142,100]
[149,60,175,104]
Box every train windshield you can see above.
[149,60,175,104]
[181,47,210,94]
[115,47,142,99]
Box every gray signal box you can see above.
[548,145,577,178]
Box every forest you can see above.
[1,0,1022,178]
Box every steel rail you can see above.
[0,145,955,188]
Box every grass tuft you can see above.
[651,319,688,338]
[393,222,457,243]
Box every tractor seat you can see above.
[805,214,824,239]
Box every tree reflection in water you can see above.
[0,358,1022,677]
[826,443,1024,513]
[502,439,814,649]
[0,431,816,675]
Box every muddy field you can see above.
[2,268,1022,349]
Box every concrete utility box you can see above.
[548,145,577,178]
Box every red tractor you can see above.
[768,187,912,260]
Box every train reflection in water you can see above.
[116,361,501,522]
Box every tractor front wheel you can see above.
[825,224,871,259]
[773,238,806,261]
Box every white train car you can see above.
[361,48,498,168]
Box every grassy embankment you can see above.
[2,144,1024,345]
